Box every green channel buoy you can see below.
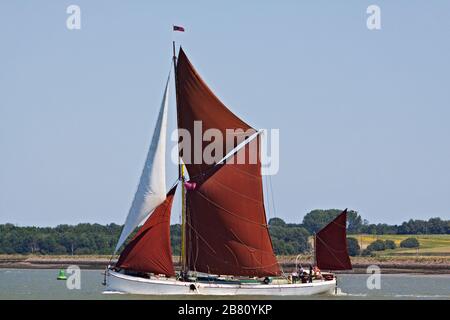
[57,268,67,280]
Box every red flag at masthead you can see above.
[173,25,185,32]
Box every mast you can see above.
[172,41,187,273]
[180,164,187,272]
[172,41,181,180]
[313,233,317,267]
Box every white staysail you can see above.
[114,73,170,253]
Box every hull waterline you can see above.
[105,269,336,296]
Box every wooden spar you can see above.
[172,40,187,272]
[172,41,181,180]
[181,164,186,272]
[313,233,317,267]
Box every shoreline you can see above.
[1,255,449,274]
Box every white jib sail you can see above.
[114,73,170,253]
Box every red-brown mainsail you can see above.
[315,209,352,270]
[175,48,281,277]
[116,186,177,276]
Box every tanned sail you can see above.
[176,48,280,277]
[116,186,177,276]
[315,209,352,271]
[176,48,253,179]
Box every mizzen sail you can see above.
[315,209,352,270]
[115,73,170,253]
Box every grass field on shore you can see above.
[1,253,449,269]
[348,234,450,256]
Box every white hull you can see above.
[105,270,336,296]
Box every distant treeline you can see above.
[0,210,448,255]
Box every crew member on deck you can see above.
[308,265,313,283]
[298,265,304,275]
[313,266,322,280]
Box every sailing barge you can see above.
[105,45,352,296]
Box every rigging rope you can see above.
[268,175,277,218]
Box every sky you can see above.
[1,1,449,227]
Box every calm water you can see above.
[0,269,449,300]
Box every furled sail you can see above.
[114,74,170,253]
[176,48,253,179]
[175,48,279,276]
[116,186,177,276]
[315,209,352,270]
